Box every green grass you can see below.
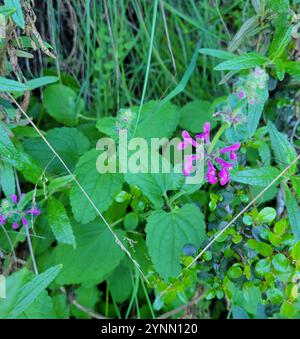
[35,0,246,119]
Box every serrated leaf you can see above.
[214,53,268,71]
[70,149,124,224]
[231,167,280,186]
[23,127,90,175]
[52,220,125,285]
[146,204,206,279]
[47,197,76,248]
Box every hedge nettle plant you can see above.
[0,0,300,319]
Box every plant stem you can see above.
[208,123,228,154]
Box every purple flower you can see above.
[215,157,234,186]
[249,98,255,105]
[0,214,6,225]
[12,222,19,230]
[26,207,40,216]
[183,154,200,176]
[196,122,211,144]
[219,167,231,186]
[21,218,28,226]
[237,91,245,99]
[206,160,217,184]
[177,130,198,150]
[219,143,241,161]
[215,157,234,169]
[11,194,18,204]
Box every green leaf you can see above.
[70,149,124,224]
[4,0,25,28]
[267,121,297,174]
[284,61,300,81]
[71,286,99,319]
[18,290,56,319]
[255,259,271,277]
[146,204,206,279]
[52,220,125,285]
[179,100,216,133]
[199,48,236,60]
[269,25,292,60]
[272,253,290,273]
[0,161,15,197]
[258,207,276,223]
[107,259,133,303]
[231,167,280,186]
[0,122,42,183]
[228,266,243,279]
[280,301,296,318]
[7,265,62,319]
[44,84,81,126]
[291,241,300,261]
[47,197,76,248]
[23,127,90,175]
[284,186,300,241]
[124,154,183,209]
[132,101,180,139]
[266,288,284,304]
[247,87,268,137]
[214,53,269,71]
[0,76,28,92]
[275,59,285,81]
[124,212,139,231]
[232,306,250,319]
[97,101,179,141]
[247,239,273,256]
[27,76,59,90]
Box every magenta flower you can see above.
[178,121,241,186]
[216,157,234,186]
[219,143,241,161]
[196,122,211,144]
[219,167,230,186]
[206,160,217,184]
[11,194,18,204]
[237,91,245,99]
[0,215,6,225]
[12,222,19,230]
[177,130,198,150]
[183,154,200,176]
[26,207,40,216]
[21,218,28,226]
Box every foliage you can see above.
[0,0,300,320]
